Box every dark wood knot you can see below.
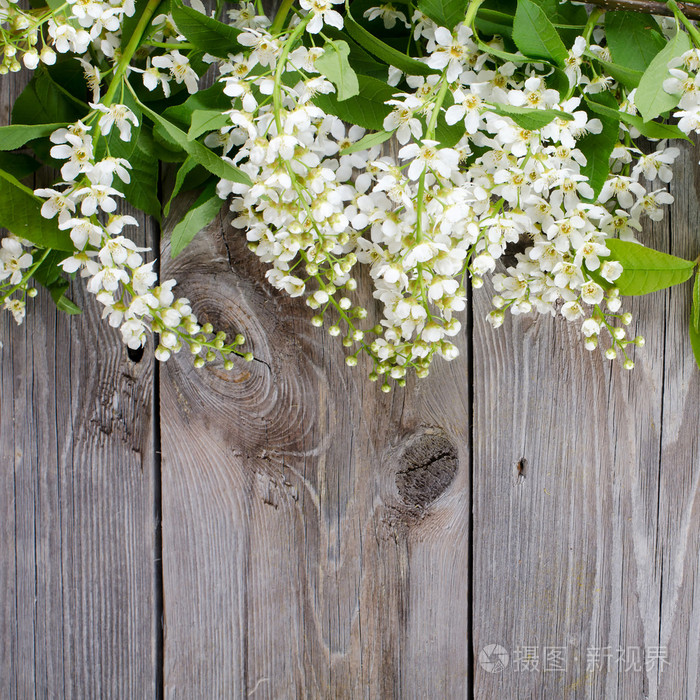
[396,432,458,508]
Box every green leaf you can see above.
[605,11,665,73]
[31,249,82,314]
[313,74,395,131]
[171,0,242,57]
[512,0,567,66]
[134,90,251,186]
[12,66,86,125]
[486,103,573,129]
[690,302,700,369]
[606,239,695,296]
[584,98,690,141]
[0,152,40,179]
[418,0,467,30]
[635,29,693,122]
[0,170,73,250]
[187,109,231,140]
[163,82,231,129]
[693,270,700,334]
[316,40,360,102]
[170,181,224,257]
[578,95,619,199]
[111,126,163,221]
[526,0,586,45]
[0,123,67,151]
[340,129,393,154]
[164,156,197,216]
[590,55,643,90]
[344,4,439,76]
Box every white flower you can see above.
[299,0,344,33]
[50,133,94,181]
[34,188,76,224]
[152,51,199,94]
[90,103,139,141]
[425,25,475,83]
[383,96,423,143]
[398,140,459,180]
[73,185,123,215]
[0,237,33,284]
[581,317,601,336]
[600,260,623,282]
[564,36,586,86]
[4,298,26,324]
[580,281,604,305]
[363,3,408,29]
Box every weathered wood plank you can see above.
[0,73,158,698]
[655,145,700,699]
[472,140,700,698]
[159,202,472,698]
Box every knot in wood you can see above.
[396,432,458,508]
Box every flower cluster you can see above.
[0,235,38,324]
[209,7,680,383]
[3,0,699,385]
[31,112,250,367]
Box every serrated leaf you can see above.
[170,181,224,257]
[344,4,439,76]
[0,123,67,151]
[134,91,251,186]
[606,239,695,296]
[635,29,693,122]
[313,74,395,131]
[316,40,359,102]
[487,103,573,129]
[340,129,393,154]
[170,0,242,57]
[605,11,665,73]
[512,0,567,66]
[0,169,72,250]
[585,98,690,141]
[187,109,231,140]
[418,0,467,30]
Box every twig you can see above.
[585,0,700,21]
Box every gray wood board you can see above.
[3,77,700,699]
[0,73,158,698]
[472,141,700,699]
[159,203,471,698]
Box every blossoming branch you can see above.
[2,0,700,390]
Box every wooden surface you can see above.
[3,80,700,699]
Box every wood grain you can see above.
[0,73,158,698]
[159,200,472,698]
[471,139,700,699]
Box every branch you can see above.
[585,0,700,21]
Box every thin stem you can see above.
[668,0,700,44]
[0,248,51,303]
[102,0,162,106]
[583,7,604,42]
[270,0,296,34]
[587,0,700,20]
